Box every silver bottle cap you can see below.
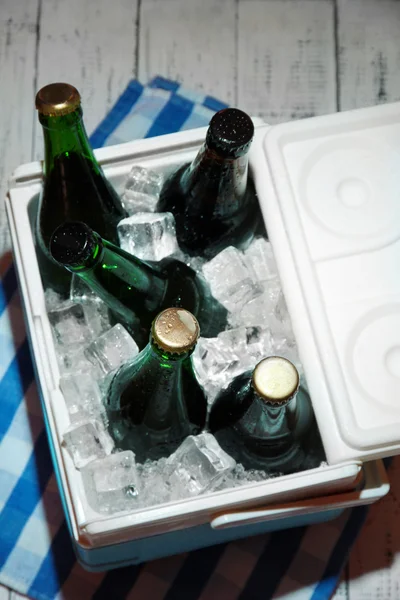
[252,356,300,405]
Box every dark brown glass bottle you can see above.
[35,83,127,296]
[157,108,261,259]
[209,357,325,475]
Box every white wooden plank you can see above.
[0,0,39,256]
[0,590,29,600]
[0,585,9,600]
[237,0,336,123]
[346,457,400,600]
[138,0,236,105]
[338,0,400,110]
[33,0,138,159]
[337,2,400,596]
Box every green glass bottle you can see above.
[209,357,325,475]
[106,308,207,462]
[157,108,261,259]
[49,221,228,349]
[35,83,127,296]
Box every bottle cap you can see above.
[206,108,254,158]
[152,308,200,354]
[35,83,81,117]
[50,222,98,267]
[252,356,300,405]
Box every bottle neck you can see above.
[146,338,193,365]
[67,236,167,311]
[182,142,249,218]
[126,340,193,431]
[40,108,98,175]
[242,387,298,439]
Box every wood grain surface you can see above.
[1,1,400,598]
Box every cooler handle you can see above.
[210,463,389,530]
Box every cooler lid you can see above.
[257,102,400,464]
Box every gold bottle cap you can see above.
[152,308,200,354]
[252,356,299,405]
[35,83,81,117]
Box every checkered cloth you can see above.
[0,76,370,600]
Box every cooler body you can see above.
[6,116,392,570]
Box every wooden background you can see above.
[1,0,400,597]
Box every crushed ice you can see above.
[44,163,322,517]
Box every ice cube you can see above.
[216,463,280,490]
[193,327,276,405]
[70,276,97,305]
[81,450,140,514]
[193,332,253,403]
[121,166,163,216]
[271,333,301,371]
[82,302,111,337]
[246,327,273,362]
[229,280,281,328]
[48,304,92,348]
[138,457,174,506]
[122,189,159,215]
[84,324,139,376]
[45,288,70,312]
[62,420,114,469]
[166,433,236,497]
[244,237,278,287]
[216,326,263,376]
[202,246,262,313]
[70,276,111,336]
[274,290,290,323]
[57,346,93,376]
[125,165,163,196]
[60,372,106,425]
[193,337,233,389]
[118,212,178,261]
[217,327,248,355]
[269,311,296,345]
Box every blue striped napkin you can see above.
[0,76,369,600]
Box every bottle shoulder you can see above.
[106,349,149,398]
[157,255,195,276]
[157,164,189,209]
[209,371,254,431]
[107,346,200,405]
[39,151,126,245]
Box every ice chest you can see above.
[5,101,399,571]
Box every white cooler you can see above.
[5,101,399,571]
